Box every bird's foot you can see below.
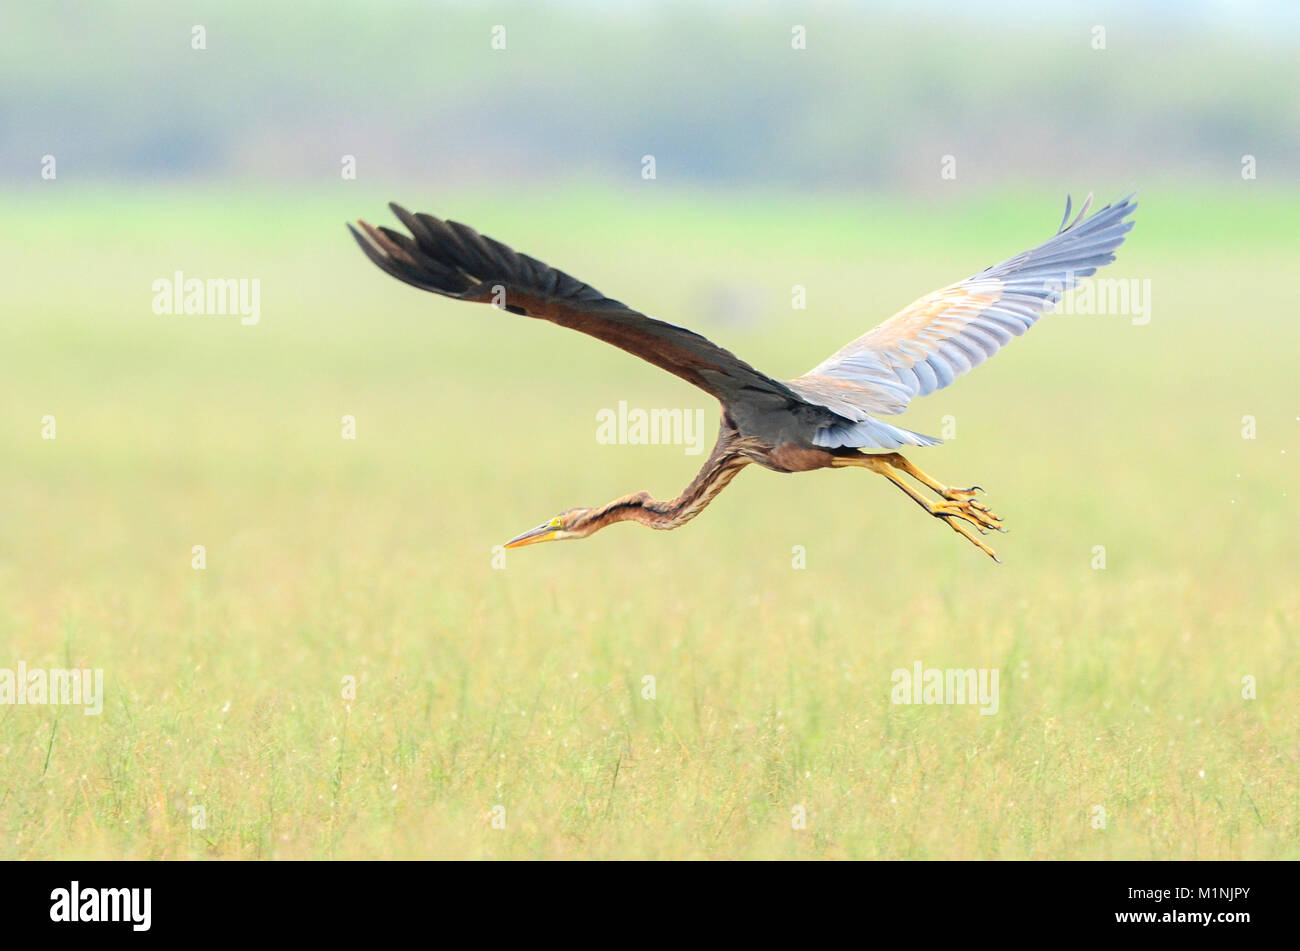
[932,496,1003,529]
[928,492,1005,563]
[934,508,1002,562]
[944,484,983,503]
[935,489,1004,532]
[842,452,1008,562]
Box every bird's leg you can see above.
[832,452,1004,562]
[873,452,990,508]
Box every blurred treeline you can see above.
[4,0,1298,187]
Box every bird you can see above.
[348,193,1137,562]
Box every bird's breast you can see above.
[762,442,837,473]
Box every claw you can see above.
[945,485,987,508]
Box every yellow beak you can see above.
[503,525,558,549]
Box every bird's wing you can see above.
[786,193,1138,447]
[349,204,817,415]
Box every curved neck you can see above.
[585,435,750,534]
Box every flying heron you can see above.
[349,193,1136,561]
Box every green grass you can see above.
[0,184,1296,858]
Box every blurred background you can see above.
[1,1,1297,859]
[5,0,1300,187]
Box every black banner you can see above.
[0,860,1284,939]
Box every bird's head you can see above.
[502,507,596,549]
[502,492,654,549]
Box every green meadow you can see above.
[1,185,1296,858]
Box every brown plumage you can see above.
[349,194,1137,561]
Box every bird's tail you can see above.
[813,416,942,450]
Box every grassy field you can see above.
[1,184,1296,859]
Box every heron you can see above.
[349,193,1136,561]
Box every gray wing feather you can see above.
[787,193,1138,448]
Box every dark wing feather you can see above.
[348,204,814,414]
[786,193,1138,448]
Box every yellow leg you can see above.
[832,452,1005,562]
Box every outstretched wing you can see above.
[348,204,815,416]
[787,193,1138,448]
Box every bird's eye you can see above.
[548,517,563,529]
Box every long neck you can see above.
[587,436,750,534]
